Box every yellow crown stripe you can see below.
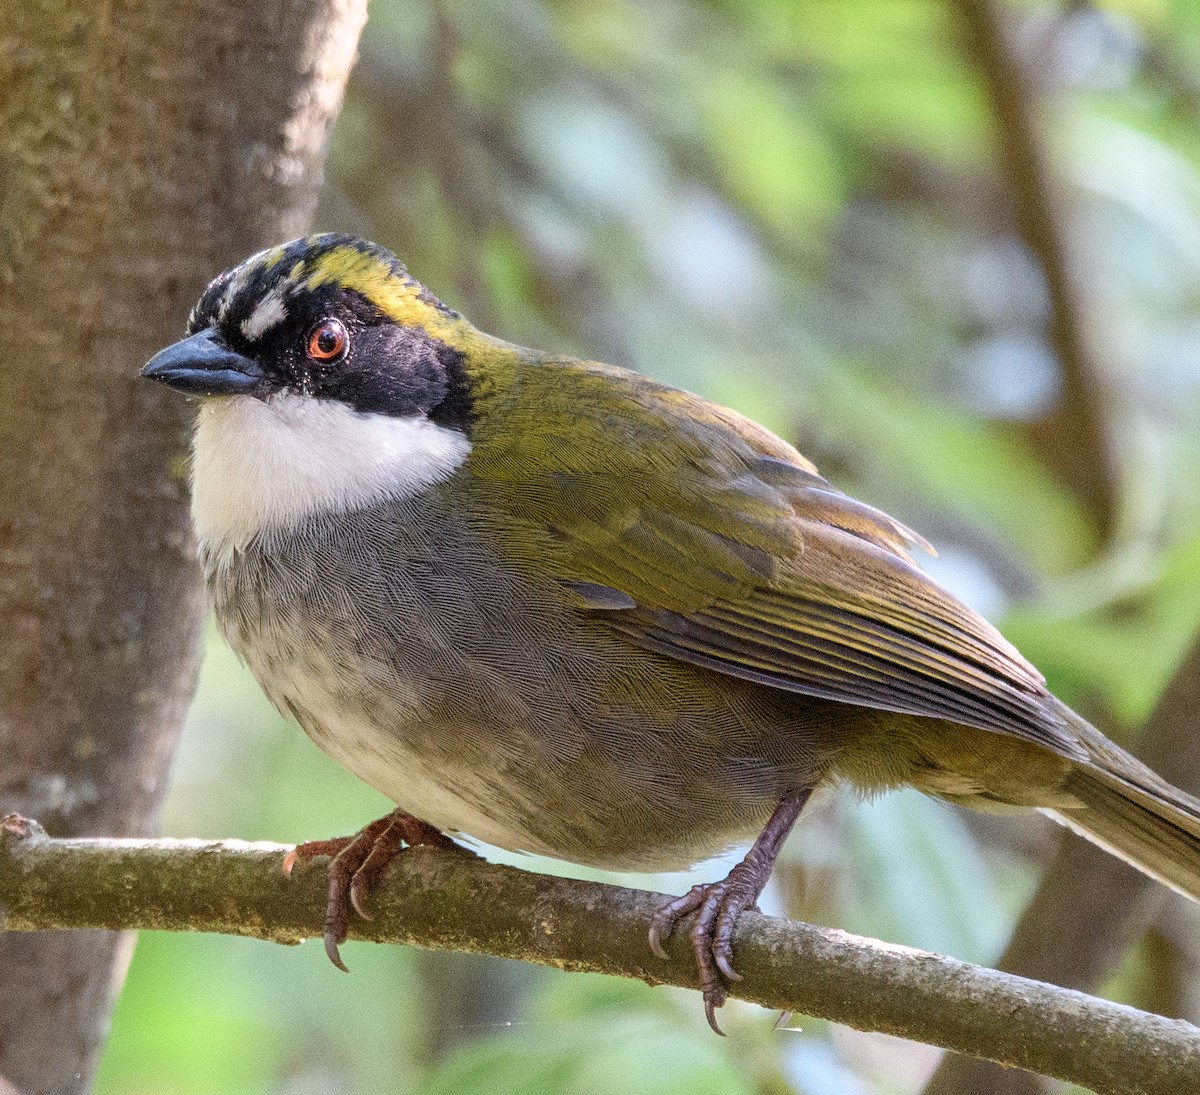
[302,245,469,343]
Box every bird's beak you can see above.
[142,328,265,396]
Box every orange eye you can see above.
[306,318,348,363]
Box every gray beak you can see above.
[142,327,265,396]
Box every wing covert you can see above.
[467,354,1078,760]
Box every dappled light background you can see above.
[96,2,1200,1093]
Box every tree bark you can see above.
[0,2,367,1093]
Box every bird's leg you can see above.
[282,807,467,970]
[648,787,813,1034]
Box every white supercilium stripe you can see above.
[240,285,288,340]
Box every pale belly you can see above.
[204,496,831,869]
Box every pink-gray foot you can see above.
[283,807,464,969]
[648,788,812,1033]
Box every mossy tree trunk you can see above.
[0,2,368,1092]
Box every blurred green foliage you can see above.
[94,1,1200,1092]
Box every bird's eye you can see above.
[305,318,348,363]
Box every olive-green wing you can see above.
[468,355,1079,759]
[605,507,1071,753]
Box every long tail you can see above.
[1044,714,1200,902]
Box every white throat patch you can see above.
[192,392,471,558]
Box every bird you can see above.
[143,233,1200,1032]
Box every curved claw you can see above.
[284,834,359,876]
[647,927,672,962]
[704,995,726,1037]
[325,933,349,972]
[647,885,705,960]
[349,872,373,921]
[714,950,743,984]
[713,914,744,983]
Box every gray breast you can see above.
[203,488,826,869]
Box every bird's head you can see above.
[144,234,480,428]
[143,235,520,554]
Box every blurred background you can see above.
[94,0,1200,1092]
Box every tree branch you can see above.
[952,0,1117,541]
[1,818,1197,1095]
